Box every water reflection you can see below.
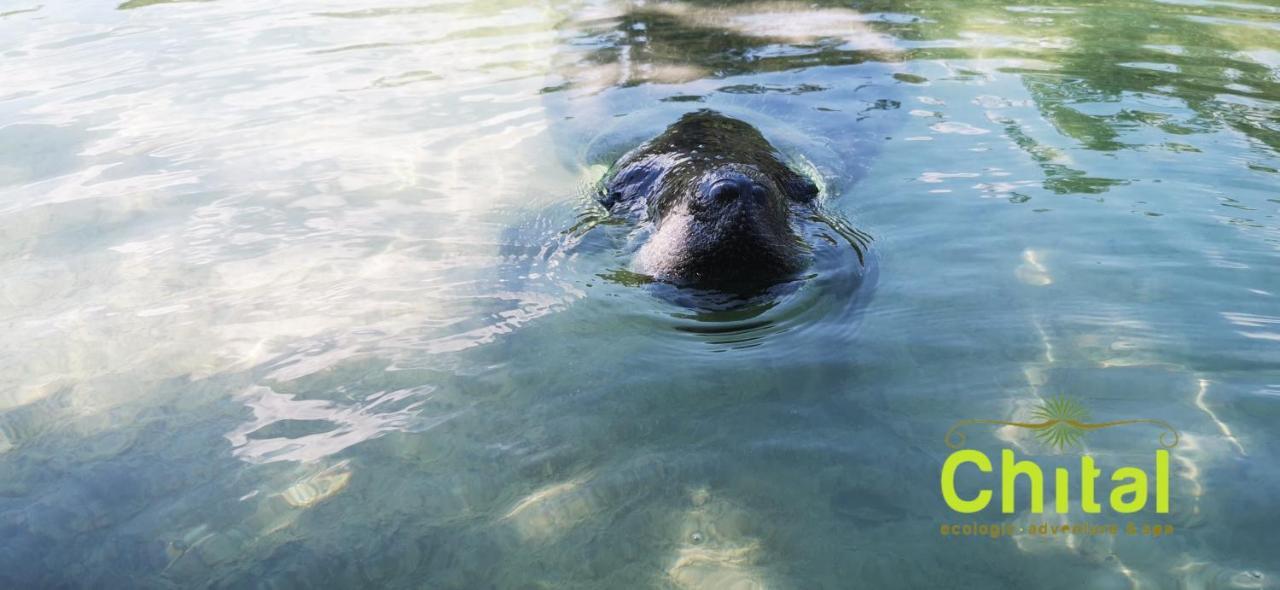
[225,383,436,464]
[552,1,899,91]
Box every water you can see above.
[2,0,1279,587]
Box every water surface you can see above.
[2,0,1279,587]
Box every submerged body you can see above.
[600,111,822,292]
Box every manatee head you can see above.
[602,111,819,293]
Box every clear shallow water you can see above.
[2,0,1279,587]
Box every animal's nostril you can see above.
[706,177,752,203]
[707,179,742,202]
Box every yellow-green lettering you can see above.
[942,450,992,513]
[1110,466,1147,513]
[1002,449,1044,513]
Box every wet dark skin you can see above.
[601,110,820,292]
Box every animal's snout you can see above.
[701,174,766,207]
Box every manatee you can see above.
[599,110,825,292]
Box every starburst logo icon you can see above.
[1030,396,1090,450]
[944,396,1179,451]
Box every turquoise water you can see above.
[2,0,1279,587]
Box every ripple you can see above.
[225,383,438,464]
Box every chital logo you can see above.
[940,396,1179,514]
